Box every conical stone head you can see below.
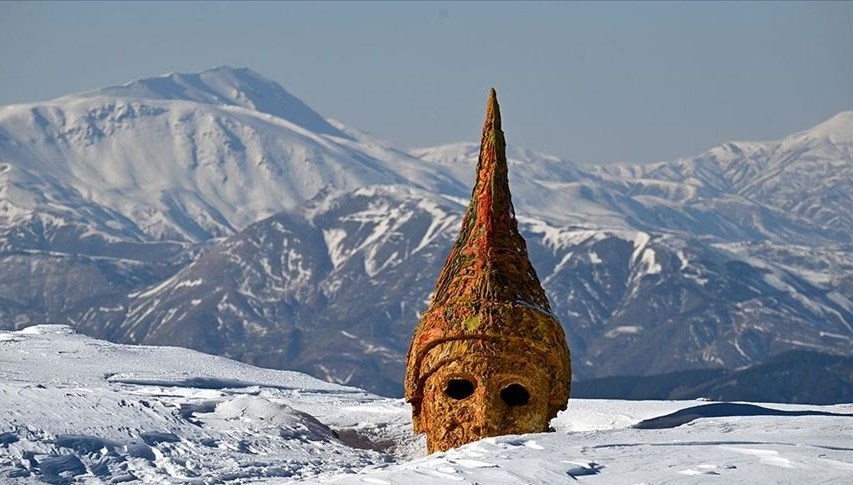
[405,89,571,453]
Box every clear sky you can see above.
[1,1,851,164]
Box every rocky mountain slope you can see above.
[1,66,851,397]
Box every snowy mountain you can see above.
[88,66,351,139]
[2,326,851,483]
[0,66,461,243]
[74,191,853,396]
[595,111,853,238]
[1,66,852,398]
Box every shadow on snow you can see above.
[634,402,853,430]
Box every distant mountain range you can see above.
[573,350,853,405]
[1,66,851,398]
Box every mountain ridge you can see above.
[0,67,462,243]
[76,65,351,139]
[1,66,852,398]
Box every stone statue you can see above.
[405,89,572,453]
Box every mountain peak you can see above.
[82,65,348,138]
[793,110,853,145]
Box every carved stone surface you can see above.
[405,89,572,453]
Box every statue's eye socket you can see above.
[444,378,475,400]
[500,383,530,406]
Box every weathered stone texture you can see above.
[405,89,571,453]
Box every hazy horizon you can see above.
[1,1,850,164]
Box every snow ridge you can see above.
[1,326,851,484]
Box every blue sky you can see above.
[1,1,851,164]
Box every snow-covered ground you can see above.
[1,326,851,483]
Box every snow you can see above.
[2,325,851,483]
[638,248,662,275]
[412,198,458,254]
[828,291,853,313]
[131,275,177,299]
[604,326,643,338]
[2,68,853,481]
[173,278,204,289]
[323,228,349,270]
[0,67,462,243]
[787,110,853,146]
[520,221,603,252]
[626,232,662,278]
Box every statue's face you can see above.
[420,353,550,453]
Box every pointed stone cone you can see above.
[430,88,550,309]
[405,89,571,433]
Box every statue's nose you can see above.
[467,396,505,437]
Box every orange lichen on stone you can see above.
[405,89,571,453]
